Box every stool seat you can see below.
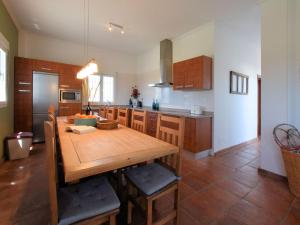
[125,163,177,196]
[58,176,120,225]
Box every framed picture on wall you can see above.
[230,71,249,95]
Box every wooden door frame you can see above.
[257,75,262,138]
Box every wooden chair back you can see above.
[118,108,129,126]
[48,104,56,115]
[106,107,117,120]
[99,107,107,118]
[44,121,58,225]
[156,114,185,176]
[48,113,56,137]
[131,109,147,133]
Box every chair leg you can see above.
[174,187,180,225]
[147,199,153,225]
[128,201,133,224]
[109,214,116,225]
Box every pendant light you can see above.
[77,0,98,79]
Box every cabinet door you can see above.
[14,57,33,132]
[34,60,59,73]
[59,65,82,90]
[183,118,197,151]
[173,61,185,90]
[59,103,82,116]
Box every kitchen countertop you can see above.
[83,105,213,119]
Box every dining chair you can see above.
[44,121,120,225]
[99,107,107,118]
[48,104,56,115]
[117,108,129,127]
[106,107,117,120]
[131,109,147,133]
[125,114,184,225]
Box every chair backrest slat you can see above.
[131,109,146,133]
[156,114,185,176]
[106,107,117,120]
[99,107,107,118]
[44,121,58,225]
[118,108,129,126]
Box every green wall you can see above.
[0,0,18,160]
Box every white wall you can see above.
[18,30,137,104]
[136,23,214,111]
[261,0,300,176]
[213,7,261,152]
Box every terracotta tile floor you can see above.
[0,141,299,225]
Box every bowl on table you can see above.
[97,120,118,130]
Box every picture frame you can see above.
[230,71,248,95]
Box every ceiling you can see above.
[4,0,260,54]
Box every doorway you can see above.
[257,76,261,138]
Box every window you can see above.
[0,33,9,108]
[88,74,115,104]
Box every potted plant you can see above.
[131,86,140,108]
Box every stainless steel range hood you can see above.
[148,39,173,87]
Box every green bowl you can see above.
[74,118,97,127]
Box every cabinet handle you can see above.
[184,84,193,88]
[18,89,31,93]
[41,67,52,71]
[60,85,70,88]
[18,81,31,86]
[175,85,183,88]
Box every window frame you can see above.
[88,73,116,105]
[0,32,9,109]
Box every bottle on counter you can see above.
[155,99,159,111]
[152,99,156,110]
[129,98,133,107]
[85,102,92,115]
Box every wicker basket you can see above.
[281,148,300,197]
[97,120,118,130]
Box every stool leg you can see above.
[147,199,153,225]
[109,214,116,225]
[128,201,133,224]
[174,187,180,225]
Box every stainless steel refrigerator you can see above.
[33,72,59,143]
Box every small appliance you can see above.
[59,89,81,103]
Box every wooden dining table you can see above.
[56,117,179,183]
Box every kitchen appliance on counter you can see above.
[59,89,81,103]
[33,72,59,143]
[191,105,204,115]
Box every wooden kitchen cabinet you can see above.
[59,64,82,89]
[14,56,83,132]
[184,117,212,153]
[14,57,34,132]
[146,112,158,137]
[59,103,82,116]
[173,55,212,90]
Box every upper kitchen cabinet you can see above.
[59,64,82,90]
[173,55,212,90]
[33,59,59,74]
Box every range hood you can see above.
[148,39,173,87]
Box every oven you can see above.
[59,89,81,103]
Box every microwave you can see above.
[59,89,81,103]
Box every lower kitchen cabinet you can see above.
[59,103,82,116]
[184,117,212,153]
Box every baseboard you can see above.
[258,168,287,182]
[215,138,258,156]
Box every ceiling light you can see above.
[33,23,40,30]
[108,23,113,32]
[77,0,98,80]
[108,22,125,35]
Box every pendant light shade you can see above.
[77,59,98,79]
[76,0,98,80]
